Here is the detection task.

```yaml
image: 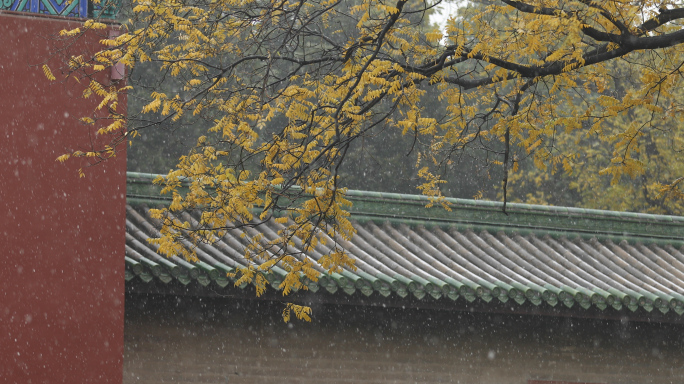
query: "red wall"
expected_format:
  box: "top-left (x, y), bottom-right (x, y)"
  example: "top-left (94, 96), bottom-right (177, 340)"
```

top-left (0, 13), bottom-right (125, 383)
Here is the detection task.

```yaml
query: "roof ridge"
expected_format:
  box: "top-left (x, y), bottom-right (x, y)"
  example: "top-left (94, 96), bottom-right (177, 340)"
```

top-left (126, 172), bottom-right (684, 240)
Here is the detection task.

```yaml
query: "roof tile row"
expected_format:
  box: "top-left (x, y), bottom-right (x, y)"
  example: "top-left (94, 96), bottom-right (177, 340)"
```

top-left (125, 202), bottom-right (684, 316)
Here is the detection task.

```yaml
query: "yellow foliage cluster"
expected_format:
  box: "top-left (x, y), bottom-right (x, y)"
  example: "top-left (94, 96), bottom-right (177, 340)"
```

top-left (54, 0), bottom-right (684, 318)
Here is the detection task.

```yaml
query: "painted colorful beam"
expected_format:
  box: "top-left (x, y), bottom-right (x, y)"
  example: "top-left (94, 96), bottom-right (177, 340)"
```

top-left (0, 0), bottom-right (118, 18)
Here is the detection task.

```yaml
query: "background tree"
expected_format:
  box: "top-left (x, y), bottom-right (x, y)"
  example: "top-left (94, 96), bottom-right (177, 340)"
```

top-left (503, 57), bottom-right (684, 214)
top-left (53, 0), bottom-right (684, 319)
top-left (123, 0), bottom-right (496, 198)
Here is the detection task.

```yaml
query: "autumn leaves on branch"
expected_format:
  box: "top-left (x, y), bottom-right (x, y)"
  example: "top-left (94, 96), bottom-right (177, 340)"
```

top-left (53, 0), bottom-right (684, 318)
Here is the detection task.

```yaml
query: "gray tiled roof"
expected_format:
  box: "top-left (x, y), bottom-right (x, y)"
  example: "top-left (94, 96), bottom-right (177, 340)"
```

top-left (125, 173), bottom-right (684, 316)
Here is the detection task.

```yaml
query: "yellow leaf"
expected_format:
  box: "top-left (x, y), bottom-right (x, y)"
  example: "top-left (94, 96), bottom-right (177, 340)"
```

top-left (42, 65), bottom-right (56, 81)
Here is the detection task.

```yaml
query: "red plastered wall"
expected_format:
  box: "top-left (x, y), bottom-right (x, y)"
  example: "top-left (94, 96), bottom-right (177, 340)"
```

top-left (0, 12), bottom-right (126, 383)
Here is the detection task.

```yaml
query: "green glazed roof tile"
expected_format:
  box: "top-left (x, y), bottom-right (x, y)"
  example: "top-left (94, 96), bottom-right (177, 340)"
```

top-left (125, 172), bottom-right (684, 318)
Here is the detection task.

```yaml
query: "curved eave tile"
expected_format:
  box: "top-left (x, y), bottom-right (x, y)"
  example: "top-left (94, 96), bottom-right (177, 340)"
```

top-left (124, 204), bottom-right (684, 316)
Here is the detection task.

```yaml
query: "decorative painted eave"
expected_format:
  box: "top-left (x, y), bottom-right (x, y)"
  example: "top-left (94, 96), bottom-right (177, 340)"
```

top-left (1, 0), bottom-right (119, 19)
top-left (125, 172), bottom-right (684, 316)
